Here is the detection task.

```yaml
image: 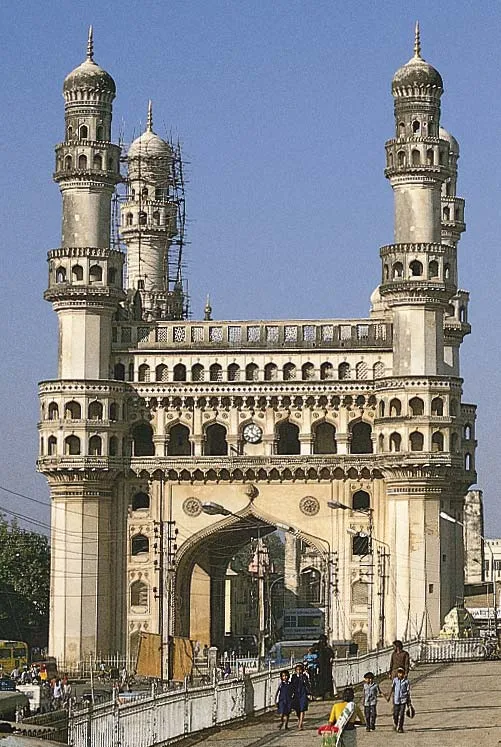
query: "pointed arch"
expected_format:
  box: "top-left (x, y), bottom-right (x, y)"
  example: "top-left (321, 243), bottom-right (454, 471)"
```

top-left (276, 420), bottom-right (300, 455)
top-left (312, 421), bottom-right (337, 454)
top-left (349, 420), bottom-right (373, 454)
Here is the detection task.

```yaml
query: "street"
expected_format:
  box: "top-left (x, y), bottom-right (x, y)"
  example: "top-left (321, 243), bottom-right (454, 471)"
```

top-left (177, 661), bottom-right (501, 746)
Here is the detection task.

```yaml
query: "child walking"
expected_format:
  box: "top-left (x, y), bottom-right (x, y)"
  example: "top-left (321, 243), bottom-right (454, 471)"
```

top-left (387, 667), bottom-right (411, 733)
top-left (275, 670), bottom-right (293, 730)
top-left (290, 662), bottom-right (311, 730)
top-left (362, 671), bottom-right (381, 731)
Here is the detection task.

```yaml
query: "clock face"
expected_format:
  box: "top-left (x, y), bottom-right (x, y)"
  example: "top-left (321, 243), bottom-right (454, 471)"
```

top-left (243, 423), bottom-right (262, 444)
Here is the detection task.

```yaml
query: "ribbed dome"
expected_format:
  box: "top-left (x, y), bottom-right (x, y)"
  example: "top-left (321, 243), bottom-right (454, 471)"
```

top-left (63, 28), bottom-right (116, 97)
top-left (128, 130), bottom-right (171, 159)
top-left (439, 126), bottom-right (459, 155)
top-left (392, 23), bottom-right (443, 95)
top-left (63, 59), bottom-right (116, 96)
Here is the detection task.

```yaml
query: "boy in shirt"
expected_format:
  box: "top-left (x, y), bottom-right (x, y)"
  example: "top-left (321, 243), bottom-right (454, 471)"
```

top-left (387, 667), bottom-right (411, 733)
top-left (362, 671), bottom-right (381, 731)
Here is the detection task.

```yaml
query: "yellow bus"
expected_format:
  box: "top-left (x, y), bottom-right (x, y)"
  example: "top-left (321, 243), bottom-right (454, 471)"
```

top-left (0, 640), bottom-right (29, 675)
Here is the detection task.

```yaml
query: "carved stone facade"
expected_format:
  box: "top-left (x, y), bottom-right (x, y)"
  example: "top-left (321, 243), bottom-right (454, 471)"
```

top-left (38, 27), bottom-right (477, 664)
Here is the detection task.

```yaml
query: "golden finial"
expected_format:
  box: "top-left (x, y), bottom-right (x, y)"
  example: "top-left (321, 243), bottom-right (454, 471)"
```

top-left (147, 100), bottom-right (153, 132)
top-left (87, 25), bottom-right (94, 62)
top-left (414, 21), bottom-right (421, 59)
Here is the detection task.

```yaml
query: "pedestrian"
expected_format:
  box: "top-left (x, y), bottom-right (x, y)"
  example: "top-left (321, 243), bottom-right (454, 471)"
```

top-left (328, 687), bottom-right (365, 746)
top-left (362, 671), bottom-right (382, 732)
top-left (62, 677), bottom-right (72, 708)
top-left (314, 634), bottom-right (334, 699)
top-left (52, 679), bottom-right (63, 710)
top-left (387, 667), bottom-right (411, 733)
top-left (120, 666), bottom-right (128, 691)
top-left (303, 647), bottom-right (319, 696)
top-left (388, 640), bottom-right (410, 678)
top-left (290, 662), bottom-right (310, 730)
top-left (275, 670), bottom-right (293, 731)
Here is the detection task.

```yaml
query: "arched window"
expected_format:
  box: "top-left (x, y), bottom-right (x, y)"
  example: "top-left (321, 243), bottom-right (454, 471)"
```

top-left (412, 120), bottom-right (420, 133)
top-left (128, 362), bottom-right (134, 381)
top-left (156, 364), bottom-right (168, 382)
top-left (131, 534), bottom-right (149, 556)
top-left (313, 421), bottom-right (337, 454)
top-left (67, 125), bottom-right (73, 139)
top-left (65, 155), bottom-right (73, 170)
top-left (96, 125), bottom-right (104, 141)
top-left (114, 363), bottom-right (125, 381)
top-left (397, 150), bottom-right (406, 166)
top-left (302, 362), bottom-right (315, 380)
top-left (246, 363), bottom-right (259, 381)
top-left (411, 149), bottom-right (420, 165)
top-left (464, 424), bottom-right (472, 440)
top-left (108, 267), bottom-right (117, 284)
top-left (352, 578), bottom-right (369, 603)
top-left (173, 363), bottom-right (186, 381)
top-left (210, 363), bottom-right (223, 382)
top-left (64, 401), bottom-right (81, 419)
top-left (130, 580), bottom-right (148, 609)
top-left (228, 363), bottom-right (240, 381)
top-left (450, 433), bottom-right (459, 452)
top-left (426, 148), bottom-right (434, 165)
top-left (389, 432), bottom-right (402, 452)
top-left (93, 153), bottom-right (102, 169)
top-left (353, 490), bottom-right (370, 511)
top-left (431, 397), bottom-right (444, 416)
top-left (409, 397), bottom-right (424, 416)
top-left (389, 398), bottom-right (401, 416)
top-left (167, 423), bottom-right (191, 456)
top-left (72, 265), bottom-right (83, 282)
top-left (398, 122), bottom-right (405, 135)
top-left (65, 435), bottom-right (81, 455)
top-left (264, 363), bottom-right (278, 381)
top-left (78, 154), bottom-right (87, 169)
top-left (384, 264), bottom-right (390, 280)
top-left (465, 453), bottom-right (472, 471)
top-left (429, 260), bottom-right (439, 278)
top-left (352, 535), bottom-right (370, 556)
top-left (283, 362), bottom-right (296, 380)
top-left (88, 401), bottom-right (103, 420)
top-left (191, 363), bottom-right (204, 382)
top-left (48, 402), bottom-right (59, 420)
top-left (449, 398), bottom-right (458, 417)
top-left (132, 492), bottom-right (150, 511)
top-left (276, 421), bottom-right (300, 455)
top-left (205, 423), bottom-right (228, 456)
top-left (373, 362), bottom-right (385, 379)
top-left (89, 264), bottom-right (103, 283)
top-left (48, 436), bottom-right (57, 455)
top-left (320, 362), bottom-right (333, 380)
top-left (152, 211), bottom-right (160, 225)
top-left (132, 422), bottom-right (155, 456)
top-left (459, 306), bottom-right (467, 323)
top-left (444, 263), bottom-right (451, 280)
top-left (141, 187), bottom-right (149, 199)
top-left (350, 421), bottom-right (373, 454)
top-left (392, 262), bottom-right (403, 278)
top-left (410, 260), bottom-right (423, 276)
top-left (139, 212), bottom-right (147, 225)
top-left (338, 362), bottom-right (351, 380)
top-left (409, 431), bottom-right (424, 451)
top-left (79, 125), bottom-right (88, 139)
top-left (109, 436), bottom-right (118, 456)
top-left (378, 433), bottom-right (385, 451)
top-left (356, 361), bottom-right (368, 380)
top-left (378, 400), bottom-right (385, 417)
top-left (138, 364), bottom-right (150, 382)
top-left (126, 213), bottom-right (133, 226)
top-left (88, 435), bottom-right (102, 456)
top-left (432, 431), bottom-right (444, 452)
top-left (300, 568), bottom-right (321, 604)
top-left (56, 266), bottom-right (66, 283)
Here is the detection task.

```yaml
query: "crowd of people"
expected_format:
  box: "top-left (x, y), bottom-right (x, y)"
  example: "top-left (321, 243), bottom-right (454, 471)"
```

top-left (275, 638), bottom-right (413, 744)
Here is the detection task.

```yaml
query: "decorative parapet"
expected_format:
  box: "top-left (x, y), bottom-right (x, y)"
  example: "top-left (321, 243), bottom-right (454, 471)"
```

top-left (112, 319), bottom-right (393, 351)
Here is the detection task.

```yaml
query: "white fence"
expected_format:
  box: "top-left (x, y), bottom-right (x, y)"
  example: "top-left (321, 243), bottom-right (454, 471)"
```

top-left (69, 667), bottom-right (281, 747)
top-left (420, 637), bottom-right (485, 662)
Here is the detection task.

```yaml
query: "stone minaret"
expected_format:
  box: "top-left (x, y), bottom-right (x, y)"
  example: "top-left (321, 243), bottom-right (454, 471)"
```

top-left (39, 29), bottom-right (127, 663)
top-left (121, 103), bottom-right (184, 320)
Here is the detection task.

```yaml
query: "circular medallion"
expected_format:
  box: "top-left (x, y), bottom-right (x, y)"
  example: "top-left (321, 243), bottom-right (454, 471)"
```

top-left (299, 496), bottom-right (320, 516)
top-left (183, 497), bottom-right (202, 517)
top-left (242, 423), bottom-right (263, 444)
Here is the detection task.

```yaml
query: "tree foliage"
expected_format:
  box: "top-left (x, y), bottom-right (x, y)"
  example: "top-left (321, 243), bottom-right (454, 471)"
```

top-left (0, 515), bottom-right (50, 648)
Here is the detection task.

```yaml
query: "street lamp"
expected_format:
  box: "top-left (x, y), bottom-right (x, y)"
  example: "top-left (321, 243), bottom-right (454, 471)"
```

top-left (440, 510), bottom-right (497, 639)
top-left (328, 500), bottom-right (375, 650)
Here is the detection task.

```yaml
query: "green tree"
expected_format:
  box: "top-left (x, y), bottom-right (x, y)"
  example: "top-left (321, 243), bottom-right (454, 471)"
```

top-left (0, 515), bottom-right (50, 649)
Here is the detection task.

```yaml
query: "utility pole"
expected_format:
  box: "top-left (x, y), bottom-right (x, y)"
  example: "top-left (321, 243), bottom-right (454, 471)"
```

top-left (377, 547), bottom-right (389, 647)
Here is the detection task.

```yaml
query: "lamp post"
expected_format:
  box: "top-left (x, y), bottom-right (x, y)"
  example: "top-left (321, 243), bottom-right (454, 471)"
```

top-left (328, 500), bottom-right (375, 650)
top-left (440, 510), bottom-right (497, 639)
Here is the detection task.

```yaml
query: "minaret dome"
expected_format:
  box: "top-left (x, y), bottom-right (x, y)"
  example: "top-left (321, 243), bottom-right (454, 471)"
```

top-left (63, 27), bottom-right (116, 100)
top-left (392, 22), bottom-right (443, 97)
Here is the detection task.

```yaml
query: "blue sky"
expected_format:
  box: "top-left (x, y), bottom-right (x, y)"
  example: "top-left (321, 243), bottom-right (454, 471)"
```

top-left (1, 0), bottom-right (501, 534)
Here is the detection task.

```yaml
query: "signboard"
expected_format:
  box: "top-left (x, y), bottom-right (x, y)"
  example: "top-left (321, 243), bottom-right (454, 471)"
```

top-left (282, 608), bottom-right (324, 640)
top-left (466, 607), bottom-right (501, 620)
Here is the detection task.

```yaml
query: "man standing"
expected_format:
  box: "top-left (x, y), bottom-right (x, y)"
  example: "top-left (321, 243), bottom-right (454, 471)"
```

top-left (388, 640), bottom-right (410, 678)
